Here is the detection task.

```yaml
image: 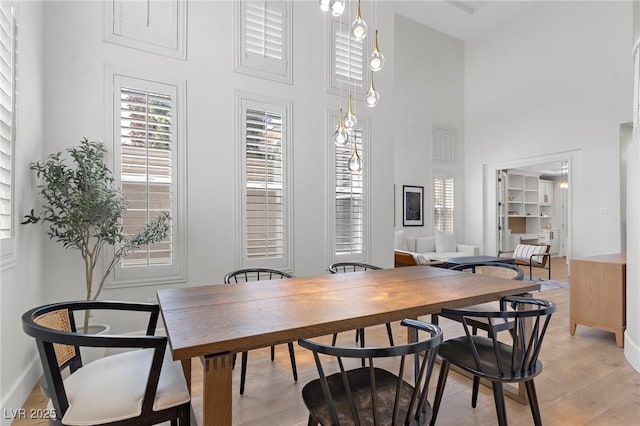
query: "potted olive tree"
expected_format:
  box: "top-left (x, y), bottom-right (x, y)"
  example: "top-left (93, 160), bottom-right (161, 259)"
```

top-left (23, 138), bottom-right (170, 333)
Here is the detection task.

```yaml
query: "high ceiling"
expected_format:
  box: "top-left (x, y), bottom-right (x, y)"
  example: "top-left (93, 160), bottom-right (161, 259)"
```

top-left (394, 0), bottom-right (537, 42)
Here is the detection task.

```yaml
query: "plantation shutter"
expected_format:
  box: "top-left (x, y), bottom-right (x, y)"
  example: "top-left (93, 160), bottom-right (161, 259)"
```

top-left (434, 174), bottom-right (455, 233)
top-left (0, 2), bottom-right (14, 240)
top-left (334, 22), bottom-right (364, 88)
top-left (238, 0), bottom-right (290, 81)
top-left (244, 107), bottom-right (284, 260)
top-left (335, 128), bottom-right (364, 255)
top-left (245, 0), bottom-right (283, 60)
top-left (119, 86), bottom-right (173, 267)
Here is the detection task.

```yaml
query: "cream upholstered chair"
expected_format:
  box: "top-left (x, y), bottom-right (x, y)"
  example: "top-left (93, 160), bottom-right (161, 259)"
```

top-left (499, 243), bottom-right (551, 280)
top-left (22, 301), bottom-right (191, 426)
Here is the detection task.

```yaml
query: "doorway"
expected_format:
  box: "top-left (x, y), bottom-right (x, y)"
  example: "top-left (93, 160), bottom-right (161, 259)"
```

top-left (484, 151), bottom-right (577, 264)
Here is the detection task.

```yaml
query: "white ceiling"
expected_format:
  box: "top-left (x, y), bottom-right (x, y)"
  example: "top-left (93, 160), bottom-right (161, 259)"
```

top-left (394, 0), bottom-right (537, 42)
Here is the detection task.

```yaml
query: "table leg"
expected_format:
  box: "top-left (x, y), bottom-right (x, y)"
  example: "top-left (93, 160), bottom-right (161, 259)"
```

top-left (203, 352), bottom-right (233, 426)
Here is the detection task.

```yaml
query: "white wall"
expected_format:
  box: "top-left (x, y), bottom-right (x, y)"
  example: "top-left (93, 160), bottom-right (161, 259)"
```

top-left (464, 1), bottom-right (633, 259)
top-left (0, 1), bottom-right (45, 422)
top-left (0, 0), bottom-right (396, 408)
top-left (393, 14), bottom-right (465, 241)
top-left (625, 0), bottom-right (640, 373)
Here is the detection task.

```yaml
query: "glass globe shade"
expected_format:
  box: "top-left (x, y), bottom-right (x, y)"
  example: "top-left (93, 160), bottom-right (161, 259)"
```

top-left (365, 87), bottom-right (379, 108)
top-left (329, 0), bottom-right (345, 17)
top-left (350, 18), bottom-right (368, 41)
top-left (319, 0), bottom-right (331, 12)
top-left (334, 127), bottom-right (349, 146)
top-left (344, 112), bottom-right (357, 129)
top-left (369, 50), bottom-right (385, 72)
top-left (348, 150), bottom-right (363, 173)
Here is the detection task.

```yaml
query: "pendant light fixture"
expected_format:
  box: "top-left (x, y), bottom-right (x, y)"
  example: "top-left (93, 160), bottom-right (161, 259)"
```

top-left (334, 107), bottom-right (349, 146)
top-left (329, 0), bottom-right (345, 17)
top-left (344, 92), bottom-right (357, 129)
top-left (558, 160), bottom-right (569, 189)
top-left (365, 72), bottom-right (379, 107)
top-left (319, 0), bottom-right (331, 13)
top-left (348, 139), bottom-right (363, 173)
top-left (350, 0), bottom-right (368, 41)
top-left (369, 29), bottom-right (385, 72)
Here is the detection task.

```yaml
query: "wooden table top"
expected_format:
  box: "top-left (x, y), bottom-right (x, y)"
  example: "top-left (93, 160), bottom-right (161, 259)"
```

top-left (158, 266), bottom-right (539, 360)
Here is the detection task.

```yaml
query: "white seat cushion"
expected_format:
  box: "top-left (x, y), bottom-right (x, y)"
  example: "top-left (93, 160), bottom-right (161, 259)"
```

top-left (51, 346), bottom-right (190, 425)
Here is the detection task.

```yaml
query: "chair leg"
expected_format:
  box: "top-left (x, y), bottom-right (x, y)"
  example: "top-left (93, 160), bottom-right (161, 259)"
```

top-left (385, 322), bottom-right (394, 346)
top-left (491, 381), bottom-right (507, 426)
top-left (430, 360), bottom-right (450, 426)
top-left (287, 342), bottom-right (298, 381)
top-left (525, 379), bottom-right (543, 426)
top-left (472, 375), bottom-right (480, 408)
top-left (430, 313), bottom-right (439, 325)
top-left (240, 351), bottom-right (248, 395)
top-left (331, 333), bottom-right (337, 346)
top-left (355, 329), bottom-right (359, 342)
top-left (359, 328), bottom-right (365, 367)
top-left (270, 345), bottom-right (275, 361)
top-left (232, 353), bottom-right (237, 369)
top-left (179, 404), bottom-right (191, 426)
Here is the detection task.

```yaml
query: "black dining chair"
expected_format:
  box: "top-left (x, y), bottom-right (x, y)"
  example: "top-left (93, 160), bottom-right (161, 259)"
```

top-left (431, 262), bottom-right (525, 336)
top-left (430, 296), bottom-right (556, 426)
top-left (299, 319), bottom-right (443, 426)
top-left (223, 268), bottom-right (298, 395)
top-left (328, 262), bottom-right (395, 348)
top-left (21, 301), bottom-right (191, 426)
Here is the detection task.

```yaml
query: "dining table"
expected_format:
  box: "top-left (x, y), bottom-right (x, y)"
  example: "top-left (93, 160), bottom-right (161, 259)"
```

top-left (157, 265), bottom-right (540, 426)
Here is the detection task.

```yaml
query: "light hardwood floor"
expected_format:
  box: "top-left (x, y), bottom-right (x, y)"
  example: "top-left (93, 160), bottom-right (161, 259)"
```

top-left (15, 257), bottom-right (640, 425)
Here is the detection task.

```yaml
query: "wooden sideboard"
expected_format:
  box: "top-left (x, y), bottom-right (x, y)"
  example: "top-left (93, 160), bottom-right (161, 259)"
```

top-left (569, 253), bottom-right (626, 347)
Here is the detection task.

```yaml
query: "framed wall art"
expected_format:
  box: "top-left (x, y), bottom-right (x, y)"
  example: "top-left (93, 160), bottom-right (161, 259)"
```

top-left (403, 185), bottom-right (424, 226)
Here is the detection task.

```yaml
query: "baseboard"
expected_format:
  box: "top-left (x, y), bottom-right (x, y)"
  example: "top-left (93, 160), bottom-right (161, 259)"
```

top-left (0, 354), bottom-right (42, 426)
top-left (624, 330), bottom-right (640, 373)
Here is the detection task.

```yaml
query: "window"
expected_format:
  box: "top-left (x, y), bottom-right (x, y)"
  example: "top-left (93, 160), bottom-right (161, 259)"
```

top-left (109, 71), bottom-right (186, 285)
top-left (103, 0), bottom-right (187, 60)
top-left (235, 0), bottom-right (292, 84)
top-left (328, 110), bottom-right (369, 261)
top-left (327, 16), bottom-right (366, 96)
top-left (433, 174), bottom-right (455, 233)
top-left (432, 126), bottom-right (455, 162)
top-left (238, 93), bottom-right (291, 270)
top-left (0, 0), bottom-right (15, 262)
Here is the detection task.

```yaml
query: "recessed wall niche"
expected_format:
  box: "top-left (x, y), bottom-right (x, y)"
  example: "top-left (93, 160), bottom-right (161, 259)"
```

top-left (103, 0), bottom-right (187, 60)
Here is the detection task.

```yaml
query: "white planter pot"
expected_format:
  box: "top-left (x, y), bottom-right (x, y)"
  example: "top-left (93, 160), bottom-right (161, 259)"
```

top-left (79, 322), bottom-right (110, 365)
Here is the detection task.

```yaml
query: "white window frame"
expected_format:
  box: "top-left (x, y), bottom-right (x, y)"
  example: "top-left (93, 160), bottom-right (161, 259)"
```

top-left (432, 172), bottom-right (455, 233)
top-left (326, 109), bottom-right (370, 264)
top-left (234, 0), bottom-right (292, 84)
top-left (106, 66), bottom-right (187, 287)
top-left (0, 0), bottom-right (16, 268)
top-left (103, 0), bottom-right (187, 60)
top-left (432, 126), bottom-right (455, 162)
top-left (326, 15), bottom-right (368, 98)
top-left (235, 91), bottom-right (292, 272)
